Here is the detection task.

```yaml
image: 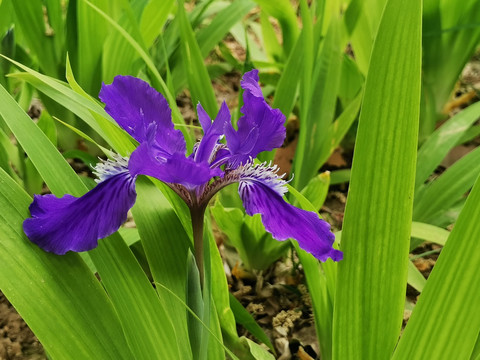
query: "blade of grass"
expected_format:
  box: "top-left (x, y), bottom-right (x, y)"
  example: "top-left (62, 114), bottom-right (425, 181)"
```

top-left (332, 0), bottom-right (422, 358)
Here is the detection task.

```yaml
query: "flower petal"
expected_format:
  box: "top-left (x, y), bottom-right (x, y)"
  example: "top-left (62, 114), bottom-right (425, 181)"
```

top-left (236, 163), bottom-right (342, 262)
top-left (23, 172), bottom-right (137, 255)
top-left (225, 70), bottom-right (286, 168)
top-left (194, 101), bottom-right (230, 164)
top-left (129, 142), bottom-right (221, 188)
top-left (99, 75), bottom-right (185, 155)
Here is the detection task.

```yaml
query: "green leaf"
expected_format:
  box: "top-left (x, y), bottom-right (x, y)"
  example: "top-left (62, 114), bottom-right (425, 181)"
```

top-left (177, 0), bottom-right (218, 117)
top-left (139, 0), bottom-right (174, 46)
top-left (197, 0), bottom-right (255, 59)
top-left (81, 0), bottom-right (194, 148)
top-left (414, 146), bottom-right (480, 223)
top-left (332, 0), bottom-right (422, 358)
top-left (410, 221), bottom-right (449, 247)
top-left (0, 78), bottom-right (182, 359)
top-left (393, 169), bottom-right (480, 359)
top-left (407, 259), bottom-right (426, 293)
top-left (330, 169), bottom-right (351, 185)
top-left (11, 0), bottom-right (59, 77)
top-left (229, 293), bottom-right (275, 353)
top-left (415, 101), bottom-right (480, 190)
top-left (422, 0), bottom-right (480, 119)
top-left (170, 0), bottom-right (255, 94)
top-left (260, 10), bottom-right (283, 62)
top-left (101, 1), bottom-right (147, 83)
top-left (89, 233), bottom-right (182, 359)
top-left (319, 89), bottom-right (363, 165)
top-left (76, 0), bottom-right (110, 94)
top-left (293, 14), bottom-right (343, 189)
top-left (0, 175), bottom-right (131, 360)
top-left (0, 82), bottom-right (82, 196)
top-left (3, 56), bottom-right (134, 154)
top-left (133, 177), bottom-right (192, 359)
top-left (202, 217), bottom-right (226, 360)
top-left (272, 31), bottom-right (302, 118)
top-left (348, 0), bottom-right (387, 74)
top-left (254, 0), bottom-right (299, 54)
top-left (187, 251), bottom-right (204, 360)
top-left (298, 172), bottom-right (330, 210)
top-left (36, 110), bottom-right (57, 147)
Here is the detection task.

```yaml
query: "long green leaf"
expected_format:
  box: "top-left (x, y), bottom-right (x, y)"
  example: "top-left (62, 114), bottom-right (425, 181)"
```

top-left (82, 0), bottom-right (194, 148)
top-left (254, 0), bottom-right (299, 54)
top-left (332, 0), bottom-right (422, 358)
top-left (0, 78), bottom-right (182, 359)
top-left (414, 146), bottom-right (480, 223)
top-left (76, 0), bottom-right (110, 94)
top-left (407, 259), bottom-right (426, 293)
top-left (177, 0), bottom-right (218, 117)
top-left (415, 101), bottom-right (480, 190)
top-left (133, 177), bottom-right (193, 360)
top-left (294, 14), bottom-right (343, 189)
top-left (228, 294), bottom-right (274, 353)
top-left (0, 85), bottom-right (132, 359)
top-left (91, 232), bottom-right (181, 359)
top-left (3, 56), bottom-right (134, 154)
top-left (393, 170), bottom-right (480, 359)
top-left (411, 221), bottom-right (449, 247)
top-left (11, 0), bottom-right (59, 77)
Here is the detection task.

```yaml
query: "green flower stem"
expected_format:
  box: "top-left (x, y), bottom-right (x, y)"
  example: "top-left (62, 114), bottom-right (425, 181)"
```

top-left (190, 205), bottom-right (206, 289)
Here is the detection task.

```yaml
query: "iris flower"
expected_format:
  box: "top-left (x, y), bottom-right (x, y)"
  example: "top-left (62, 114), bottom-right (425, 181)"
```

top-left (23, 70), bottom-right (342, 263)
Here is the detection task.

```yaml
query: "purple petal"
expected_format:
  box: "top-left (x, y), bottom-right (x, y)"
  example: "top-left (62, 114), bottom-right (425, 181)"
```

top-left (129, 142), bottom-right (221, 188)
top-left (240, 69), bottom-right (264, 98)
top-left (197, 102), bottom-right (212, 133)
top-left (194, 101), bottom-right (231, 164)
top-left (236, 163), bottom-right (342, 262)
top-left (225, 70), bottom-right (286, 168)
top-left (99, 75), bottom-right (185, 155)
top-left (23, 172), bottom-right (137, 255)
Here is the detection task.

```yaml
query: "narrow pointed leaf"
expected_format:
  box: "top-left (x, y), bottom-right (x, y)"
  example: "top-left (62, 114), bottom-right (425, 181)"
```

top-left (332, 0), bottom-right (422, 358)
top-left (393, 172), bottom-right (480, 359)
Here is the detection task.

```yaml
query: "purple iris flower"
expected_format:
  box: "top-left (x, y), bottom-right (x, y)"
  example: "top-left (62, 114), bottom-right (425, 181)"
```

top-left (23, 70), bottom-right (342, 262)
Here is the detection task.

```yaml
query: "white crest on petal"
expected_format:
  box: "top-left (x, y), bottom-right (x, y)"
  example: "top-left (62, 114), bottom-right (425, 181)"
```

top-left (235, 160), bottom-right (288, 197)
top-left (93, 154), bottom-right (130, 183)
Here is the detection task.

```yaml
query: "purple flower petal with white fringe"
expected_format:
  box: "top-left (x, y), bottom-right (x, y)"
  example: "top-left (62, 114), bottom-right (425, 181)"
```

top-left (23, 70), bottom-right (341, 262)
top-left (23, 156), bottom-right (136, 255)
top-left (236, 162), bottom-right (342, 262)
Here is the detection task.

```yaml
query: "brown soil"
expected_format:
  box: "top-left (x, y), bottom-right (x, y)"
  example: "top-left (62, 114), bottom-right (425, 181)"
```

top-left (0, 293), bottom-right (45, 360)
